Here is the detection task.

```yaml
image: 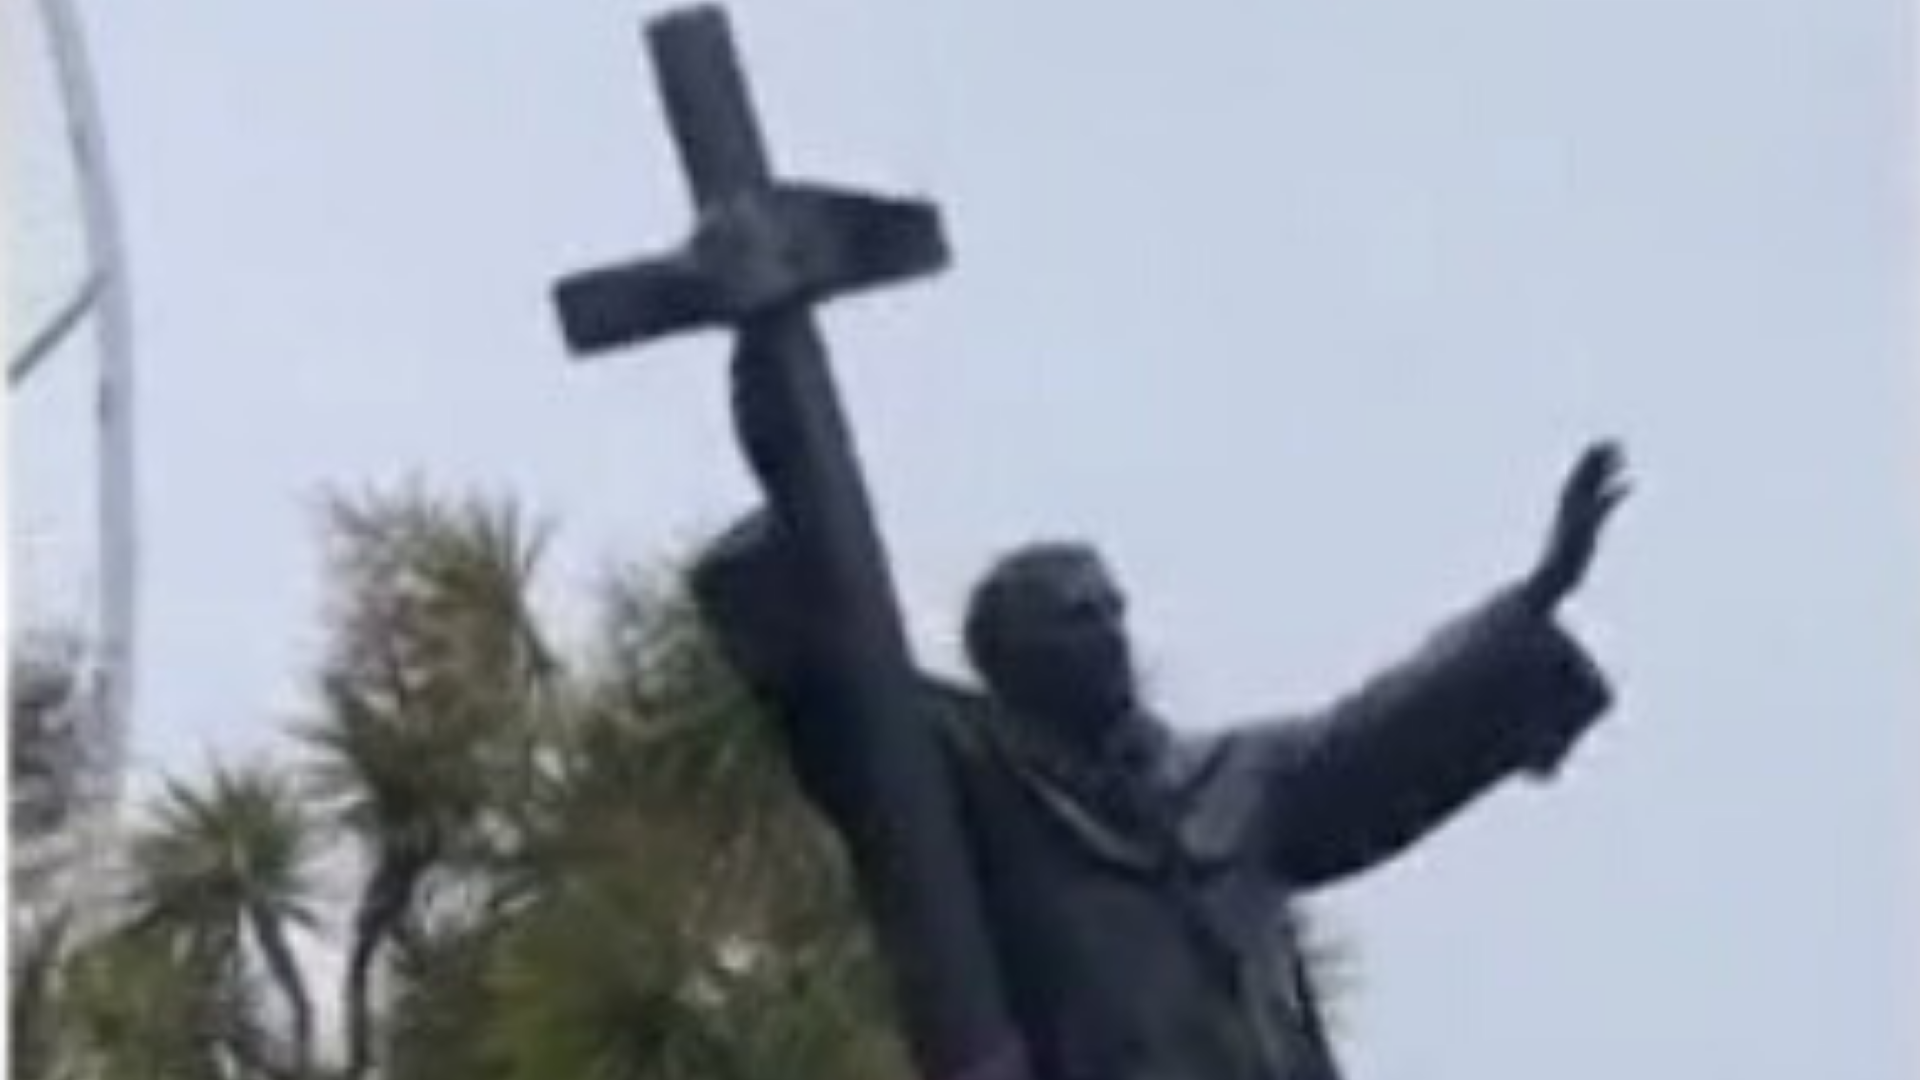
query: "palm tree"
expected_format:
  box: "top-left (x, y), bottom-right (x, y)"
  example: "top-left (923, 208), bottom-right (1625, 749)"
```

top-left (299, 488), bottom-right (555, 1080)
top-left (292, 488), bottom-right (895, 1080)
top-left (121, 765), bottom-right (322, 1077)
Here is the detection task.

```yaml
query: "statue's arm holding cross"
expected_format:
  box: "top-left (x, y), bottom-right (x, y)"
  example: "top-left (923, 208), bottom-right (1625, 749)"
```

top-left (551, 10), bottom-right (1028, 1080)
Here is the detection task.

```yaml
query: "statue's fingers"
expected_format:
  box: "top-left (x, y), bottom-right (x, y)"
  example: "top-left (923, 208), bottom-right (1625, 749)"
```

top-left (1590, 442), bottom-right (1626, 484)
top-left (1593, 481), bottom-right (1632, 524)
top-left (1599, 449), bottom-right (1625, 482)
top-left (1577, 441), bottom-right (1626, 496)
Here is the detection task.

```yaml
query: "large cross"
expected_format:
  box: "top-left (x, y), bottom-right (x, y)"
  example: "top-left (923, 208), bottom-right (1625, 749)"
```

top-left (550, 9), bottom-right (1022, 1080)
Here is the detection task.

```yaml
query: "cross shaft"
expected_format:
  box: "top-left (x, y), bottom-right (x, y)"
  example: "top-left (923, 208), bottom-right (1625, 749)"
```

top-left (548, 9), bottom-right (1023, 1080)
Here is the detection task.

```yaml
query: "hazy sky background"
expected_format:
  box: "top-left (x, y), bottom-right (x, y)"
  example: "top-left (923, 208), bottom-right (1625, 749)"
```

top-left (11, 1), bottom-right (1919, 1077)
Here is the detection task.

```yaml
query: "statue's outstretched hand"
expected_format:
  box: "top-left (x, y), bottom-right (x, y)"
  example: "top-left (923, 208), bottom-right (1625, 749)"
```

top-left (1525, 440), bottom-right (1630, 614)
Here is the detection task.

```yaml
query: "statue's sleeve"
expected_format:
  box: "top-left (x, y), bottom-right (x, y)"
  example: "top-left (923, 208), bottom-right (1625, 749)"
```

top-left (690, 510), bottom-right (979, 835)
top-left (689, 508), bottom-right (870, 828)
top-left (1232, 585), bottom-right (1613, 889)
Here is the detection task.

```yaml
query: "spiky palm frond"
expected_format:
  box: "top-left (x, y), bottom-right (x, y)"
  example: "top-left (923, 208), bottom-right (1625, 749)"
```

top-left (303, 488), bottom-right (554, 865)
top-left (127, 767), bottom-right (319, 934)
top-left (483, 862), bottom-right (733, 1080)
top-left (563, 567), bottom-right (852, 938)
top-left (705, 937), bottom-right (908, 1080)
top-left (123, 764), bottom-right (321, 1074)
top-left (476, 557), bottom-right (901, 1080)
top-left (383, 916), bottom-right (502, 1080)
top-left (299, 488), bottom-right (559, 1080)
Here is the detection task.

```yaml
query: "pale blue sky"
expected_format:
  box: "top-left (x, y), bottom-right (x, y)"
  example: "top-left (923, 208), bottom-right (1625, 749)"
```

top-left (11, 1), bottom-right (1920, 1077)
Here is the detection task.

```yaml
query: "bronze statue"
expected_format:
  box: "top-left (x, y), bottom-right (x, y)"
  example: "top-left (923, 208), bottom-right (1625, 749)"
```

top-left (554, 9), bottom-right (1630, 1080)
top-left (694, 442), bottom-right (1626, 1080)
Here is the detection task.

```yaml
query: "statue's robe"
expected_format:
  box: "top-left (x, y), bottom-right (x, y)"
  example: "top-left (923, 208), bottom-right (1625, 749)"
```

top-left (692, 513), bottom-right (1613, 1080)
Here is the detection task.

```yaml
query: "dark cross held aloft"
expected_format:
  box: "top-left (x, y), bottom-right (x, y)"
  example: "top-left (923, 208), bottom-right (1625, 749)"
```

top-left (550, 8), bottom-right (1024, 1080)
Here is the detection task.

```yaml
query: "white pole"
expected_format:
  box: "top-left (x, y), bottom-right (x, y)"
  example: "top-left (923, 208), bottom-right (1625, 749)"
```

top-left (37, 0), bottom-right (137, 836)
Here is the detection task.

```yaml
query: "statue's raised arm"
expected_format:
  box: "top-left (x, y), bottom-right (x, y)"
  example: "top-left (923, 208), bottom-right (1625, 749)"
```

top-left (1212, 443), bottom-right (1631, 888)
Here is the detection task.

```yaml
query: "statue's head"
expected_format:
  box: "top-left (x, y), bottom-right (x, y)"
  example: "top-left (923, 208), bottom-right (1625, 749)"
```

top-left (964, 542), bottom-right (1139, 743)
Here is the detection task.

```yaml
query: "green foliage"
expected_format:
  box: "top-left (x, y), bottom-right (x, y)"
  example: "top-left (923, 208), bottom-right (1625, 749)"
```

top-left (303, 488), bottom-right (553, 872)
top-left (17, 487), bottom-right (903, 1080)
top-left (127, 767), bottom-right (319, 942)
top-left (57, 931), bottom-right (237, 1080)
top-left (13, 911), bottom-right (72, 1080)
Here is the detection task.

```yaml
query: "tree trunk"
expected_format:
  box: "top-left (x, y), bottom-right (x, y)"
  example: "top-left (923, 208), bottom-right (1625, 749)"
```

top-left (342, 854), bottom-right (421, 1080)
top-left (250, 910), bottom-right (314, 1074)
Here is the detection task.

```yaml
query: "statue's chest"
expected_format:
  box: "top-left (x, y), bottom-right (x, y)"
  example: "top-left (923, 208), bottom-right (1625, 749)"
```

top-left (980, 727), bottom-right (1270, 876)
top-left (956, 743), bottom-right (1324, 1080)
top-left (961, 729), bottom-right (1289, 955)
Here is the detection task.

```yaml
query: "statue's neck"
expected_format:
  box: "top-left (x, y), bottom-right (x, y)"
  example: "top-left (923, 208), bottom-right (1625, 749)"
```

top-left (1012, 700), bottom-right (1165, 777)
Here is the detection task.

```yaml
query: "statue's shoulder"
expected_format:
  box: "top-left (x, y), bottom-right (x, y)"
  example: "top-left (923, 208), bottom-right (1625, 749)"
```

top-left (1164, 727), bottom-right (1236, 784)
top-left (1164, 720), bottom-right (1303, 801)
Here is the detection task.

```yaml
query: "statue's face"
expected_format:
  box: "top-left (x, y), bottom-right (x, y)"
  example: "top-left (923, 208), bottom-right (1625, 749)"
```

top-left (978, 549), bottom-right (1139, 738)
